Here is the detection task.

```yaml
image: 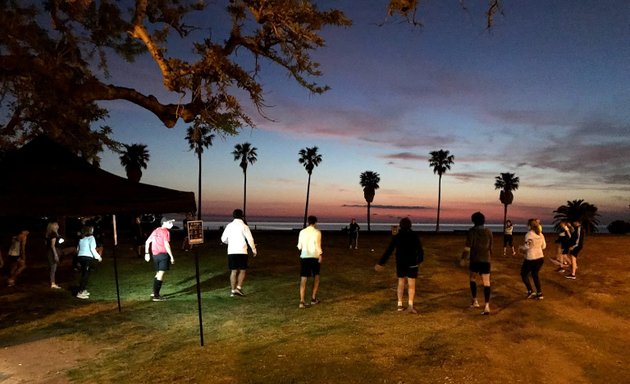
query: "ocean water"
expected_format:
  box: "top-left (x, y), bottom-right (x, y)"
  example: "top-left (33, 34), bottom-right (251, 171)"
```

top-left (174, 220), bottom-right (560, 233)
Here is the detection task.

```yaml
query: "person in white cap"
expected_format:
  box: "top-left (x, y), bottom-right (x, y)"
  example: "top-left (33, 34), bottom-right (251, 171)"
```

top-left (145, 217), bottom-right (175, 301)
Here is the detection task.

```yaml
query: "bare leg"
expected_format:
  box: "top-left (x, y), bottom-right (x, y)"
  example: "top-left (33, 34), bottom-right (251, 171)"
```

top-left (236, 269), bottom-right (247, 289)
top-left (397, 278), bottom-right (405, 306)
top-left (312, 275), bottom-right (320, 300)
top-left (407, 278), bottom-right (416, 307)
top-left (300, 277), bottom-right (308, 303)
top-left (230, 270), bottom-right (238, 290)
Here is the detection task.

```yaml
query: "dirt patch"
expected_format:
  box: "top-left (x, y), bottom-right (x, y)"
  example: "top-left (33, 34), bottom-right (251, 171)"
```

top-left (0, 336), bottom-right (99, 384)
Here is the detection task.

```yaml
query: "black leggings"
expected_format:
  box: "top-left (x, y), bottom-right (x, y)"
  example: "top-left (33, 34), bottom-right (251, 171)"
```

top-left (77, 256), bottom-right (93, 292)
top-left (521, 258), bottom-right (544, 293)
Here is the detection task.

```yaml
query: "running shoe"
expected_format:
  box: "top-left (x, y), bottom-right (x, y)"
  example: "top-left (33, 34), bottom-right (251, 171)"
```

top-left (535, 293), bottom-right (544, 300)
top-left (406, 306), bottom-right (418, 314)
top-left (565, 275), bottom-right (577, 280)
top-left (51, 283), bottom-right (62, 289)
top-left (152, 295), bottom-right (166, 302)
top-left (397, 305), bottom-right (404, 311)
top-left (298, 302), bottom-right (310, 309)
top-left (233, 288), bottom-right (245, 297)
top-left (471, 299), bottom-right (480, 308)
top-left (76, 291), bottom-right (89, 299)
top-left (310, 298), bottom-right (320, 305)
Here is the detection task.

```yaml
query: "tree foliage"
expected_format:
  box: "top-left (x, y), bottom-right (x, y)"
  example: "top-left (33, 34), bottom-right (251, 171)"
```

top-left (360, 170), bottom-right (380, 232)
top-left (429, 149), bottom-right (454, 232)
top-left (553, 199), bottom-right (600, 234)
top-left (0, 0), bottom-right (351, 153)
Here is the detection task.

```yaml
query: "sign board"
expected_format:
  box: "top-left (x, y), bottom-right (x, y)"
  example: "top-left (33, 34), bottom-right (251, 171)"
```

top-left (187, 220), bottom-right (204, 245)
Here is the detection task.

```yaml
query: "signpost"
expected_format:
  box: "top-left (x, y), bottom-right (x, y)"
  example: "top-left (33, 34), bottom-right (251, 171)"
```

top-left (187, 220), bottom-right (205, 346)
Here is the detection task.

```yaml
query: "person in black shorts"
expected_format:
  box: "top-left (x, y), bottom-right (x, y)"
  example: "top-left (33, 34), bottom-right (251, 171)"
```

top-left (503, 220), bottom-right (515, 256)
top-left (565, 220), bottom-right (584, 280)
top-left (297, 216), bottom-right (323, 308)
top-left (461, 212), bottom-right (493, 315)
top-left (375, 217), bottom-right (424, 314)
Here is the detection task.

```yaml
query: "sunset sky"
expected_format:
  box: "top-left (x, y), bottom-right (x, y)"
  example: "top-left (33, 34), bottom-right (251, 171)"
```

top-left (97, 1), bottom-right (630, 226)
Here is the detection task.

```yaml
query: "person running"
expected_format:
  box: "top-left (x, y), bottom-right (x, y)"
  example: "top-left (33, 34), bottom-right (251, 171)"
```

top-left (75, 226), bottom-right (102, 299)
top-left (297, 215), bottom-right (323, 308)
top-left (521, 218), bottom-right (546, 300)
top-left (348, 218), bottom-right (360, 249)
top-left (145, 217), bottom-right (175, 301)
top-left (565, 220), bottom-right (585, 280)
top-left (7, 230), bottom-right (29, 287)
top-left (503, 220), bottom-right (515, 256)
top-left (460, 212), bottom-right (493, 315)
top-left (374, 217), bottom-right (424, 314)
top-left (221, 209), bottom-right (257, 297)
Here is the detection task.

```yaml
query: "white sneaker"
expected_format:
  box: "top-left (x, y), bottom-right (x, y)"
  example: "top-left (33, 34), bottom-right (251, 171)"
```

top-left (51, 283), bottom-right (62, 289)
top-left (76, 291), bottom-right (89, 299)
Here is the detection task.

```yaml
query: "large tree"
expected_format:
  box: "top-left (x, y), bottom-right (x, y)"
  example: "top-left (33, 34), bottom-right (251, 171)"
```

top-left (232, 142), bottom-right (258, 219)
top-left (186, 119), bottom-right (215, 220)
top-left (553, 199), bottom-right (600, 234)
top-left (494, 172), bottom-right (520, 232)
top-left (359, 171), bottom-right (381, 232)
top-left (0, 1), bottom-right (351, 153)
top-left (299, 146), bottom-right (323, 228)
top-left (428, 149), bottom-right (454, 232)
top-left (119, 143), bottom-right (149, 183)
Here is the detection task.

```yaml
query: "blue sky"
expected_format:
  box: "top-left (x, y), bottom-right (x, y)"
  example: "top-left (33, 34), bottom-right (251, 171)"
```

top-left (98, 0), bottom-right (630, 225)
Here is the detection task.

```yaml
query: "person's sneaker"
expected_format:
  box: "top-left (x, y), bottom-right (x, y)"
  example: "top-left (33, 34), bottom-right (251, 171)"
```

top-left (527, 291), bottom-right (537, 299)
top-left (76, 291), bottom-right (89, 299)
top-left (556, 268), bottom-right (565, 273)
top-left (406, 306), bottom-right (418, 314)
top-left (310, 298), bottom-right (320, 305)
top-left (298, 302), bottom-right (310, 309)
top-left (150, 293), bottom-right (155, 298)
top-left (565, 274), bottom-right (577, 280)
top-left (152, 295), bottom-right (166, 302)
top-left (471, 299), bottom-right (480, 308)
top-left (51, 283), bottom-right (62, 289)
top-left (481, 305), bottom-right (490, 315)
top-left (535, 293), bottom-right (544, 300)
top-left (233, 288), bottom-right (245, 297)
top-left (397, 305), bottom-right (405, 312)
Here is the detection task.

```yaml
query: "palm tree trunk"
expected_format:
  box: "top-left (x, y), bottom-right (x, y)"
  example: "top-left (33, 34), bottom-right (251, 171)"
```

top-left (243, 171), bottom-right (247, 219)
top-left (436, 175), bottom-right (442, 232)
top-left (197, 153), bottom-right (202, 220)
top-left (367, 202), bottom-right (371, 231)
top-left (503, 204), bottom-right (508, 233)
top-left (303, 173), bottom-right (312, 228)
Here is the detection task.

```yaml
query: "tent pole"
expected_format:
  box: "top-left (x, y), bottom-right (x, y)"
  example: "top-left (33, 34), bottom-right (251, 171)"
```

top-left (112, 214), bottom-right (122, 312)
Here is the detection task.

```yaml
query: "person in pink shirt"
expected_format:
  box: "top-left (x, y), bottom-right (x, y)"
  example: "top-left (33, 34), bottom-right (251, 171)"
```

top-left (145, 217), bottom-right (175, 301)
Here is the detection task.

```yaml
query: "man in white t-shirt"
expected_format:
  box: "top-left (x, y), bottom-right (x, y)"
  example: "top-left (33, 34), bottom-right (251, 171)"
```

top-left (221, 209), bottom-right (257, 297)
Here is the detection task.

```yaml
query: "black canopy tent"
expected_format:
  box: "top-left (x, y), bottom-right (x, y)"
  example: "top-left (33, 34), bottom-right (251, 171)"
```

top-left (0, 136), bottom-right (197, 315)
top-left (0, 136), bottom-right (195, 217)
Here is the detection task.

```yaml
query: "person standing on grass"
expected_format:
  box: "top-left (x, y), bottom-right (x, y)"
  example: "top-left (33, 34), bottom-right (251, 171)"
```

top-left (45, 221), bottom-right (63, 289)
top-left (221, 209), bottom-right (257, 297)
top-left (554, 221), bottom-right (573, 272)
top-left (566, 220), bottom-right (585, 280)
top-left (348, 218), bottom-right (360, 249)
top-left (7, 230), bottom-right (29, 287)
top-left (520, 218), bottom-right (546, 300)
top-left (460, 211), bottom-right (493, 315)
top-left (503, 219), bottom-right (515, 256)
top-left (374, 217), bottom-right (424, 314)
top-left (75, 226), bottom-right (102, 299)
top-left (297, 215), bottom-right (323, 308)
top-left (145, 217), bottom-right (175, 301)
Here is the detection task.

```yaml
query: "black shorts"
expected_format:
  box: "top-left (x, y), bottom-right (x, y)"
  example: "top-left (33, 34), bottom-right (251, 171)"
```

top-left (503, 235), bottom-right (513, 247)
top-left (153, 253), bottom-right (171, 272)
top-left (570, 247), bottom-right (582, 257)
top-left (469, 261), bottom-right (491, 274)
top-left (228, 254), bottom-right (249, 270)
top-left (8, 255), bottom-right (20, 264)
top-left (300, 258), bottom-right (321, 277)
top-left (396, 264), bottom-right (418, 279)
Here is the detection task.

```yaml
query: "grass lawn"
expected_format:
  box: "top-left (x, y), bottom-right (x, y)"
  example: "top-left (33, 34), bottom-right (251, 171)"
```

top-left (1, 230), bottom-right (629, 383)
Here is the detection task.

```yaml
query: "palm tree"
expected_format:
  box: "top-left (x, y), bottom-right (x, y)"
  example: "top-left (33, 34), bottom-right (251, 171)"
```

top-left (494, 172), bottom-right (520, 232)
top-left (298, 146), bottom-right (323, 228)
top-left (119, 143), bottom-right (149, 183)
top-left (359, 171), bottom-right (381, 232)
top-left (553, 199), bottom-right (600, 234)
top-left (428, 149), bottom-right (455, 232)
top-left (186, 120), bottom-right (215, 220)
top-left (232, 142), bottom-right (258, 219)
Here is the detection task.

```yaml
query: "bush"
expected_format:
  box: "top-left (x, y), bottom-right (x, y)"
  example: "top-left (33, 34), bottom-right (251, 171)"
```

top-left (607, 220), bottom-right (630, 234)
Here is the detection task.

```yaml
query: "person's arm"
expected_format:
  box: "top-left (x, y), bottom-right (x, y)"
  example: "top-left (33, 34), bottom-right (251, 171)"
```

top-left (165, 240), bottom-right (174, 263)
top-left (220, 226), bottom-right (229, 244)
top-left (51, 237), bottom-right (59, 262)
top-left (90, 236), bottom-right (102, 261)
top-left (375, 236), bottom-right (396, 270)
top-left (316, 230), bottom-right (322, 263)
top-left (144, 236), bottom-right (152, 262)
top-left (244, 226), bottom-right (257, 257)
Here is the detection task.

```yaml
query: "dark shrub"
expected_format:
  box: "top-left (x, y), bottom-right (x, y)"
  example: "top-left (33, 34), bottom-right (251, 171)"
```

top-left (607, 220), bottom-right (630, 234)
